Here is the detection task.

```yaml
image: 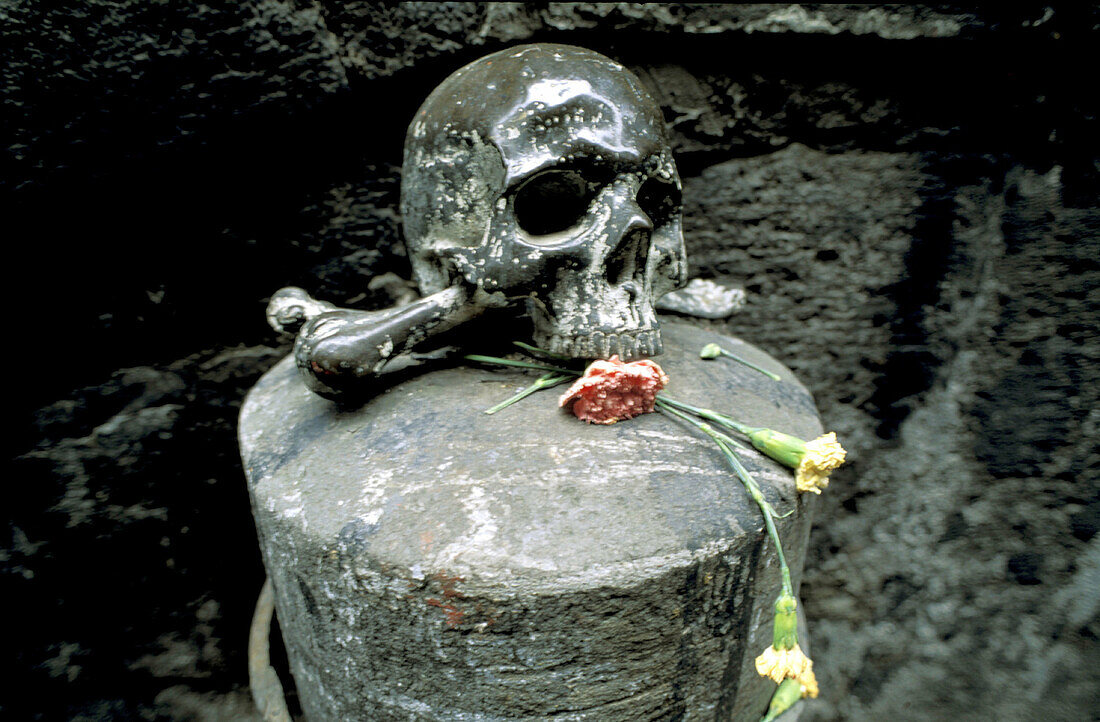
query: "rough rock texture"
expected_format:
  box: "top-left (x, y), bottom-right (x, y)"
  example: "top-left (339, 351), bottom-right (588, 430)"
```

top-left (242, 321), bottom-right (818, 721)
top-left (6, 3), bottom-right (1099, 721)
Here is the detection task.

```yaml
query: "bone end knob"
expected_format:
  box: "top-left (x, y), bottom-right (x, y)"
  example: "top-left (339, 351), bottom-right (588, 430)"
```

top-left (266, 287), bottom-right (339, 336)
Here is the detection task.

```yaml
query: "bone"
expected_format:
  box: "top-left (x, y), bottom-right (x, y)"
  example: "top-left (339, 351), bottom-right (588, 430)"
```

top-left (279, 285), bottom-right (496, 400)
top-left (655, 278), bottom-right (747, 320)
top-left (266, 287), bottom-right (341, 336)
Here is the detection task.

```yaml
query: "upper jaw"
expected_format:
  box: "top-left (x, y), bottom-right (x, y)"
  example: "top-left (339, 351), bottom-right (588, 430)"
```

top-left (539, 328), bottom-right (663, 360)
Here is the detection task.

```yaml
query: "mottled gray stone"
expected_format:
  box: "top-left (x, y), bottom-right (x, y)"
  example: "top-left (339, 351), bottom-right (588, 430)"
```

top-left (240, 320), bottom-right (821, 720)
top-left (476, 3), bottom-right (983, 42)
top-left (657, 279), bottom-right (747, 319)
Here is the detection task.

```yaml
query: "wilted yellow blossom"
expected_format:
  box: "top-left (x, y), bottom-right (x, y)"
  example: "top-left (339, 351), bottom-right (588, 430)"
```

top-left (756, 591), bottom-right (820, 699)
top-left (795, 432), bottom-right (846, 494)
top-left (741, 427), bottom-right (847, 494)
top-left (799, 669), bottom-right (819, 698)
top-left (755, 644), bottom-right (819, 697)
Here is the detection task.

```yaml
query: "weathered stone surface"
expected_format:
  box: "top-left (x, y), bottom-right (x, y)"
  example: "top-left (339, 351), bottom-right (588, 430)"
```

top-left (241, 321), bottom-right (820, 720)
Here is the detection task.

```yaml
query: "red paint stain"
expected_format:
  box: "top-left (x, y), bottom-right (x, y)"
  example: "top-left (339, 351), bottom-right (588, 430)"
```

top-left (433, 572), bottom-right (466, 600)
top-left (422, 571), bottom-right (468, 627)
top-left (425, 598), bottom-right (466, 627)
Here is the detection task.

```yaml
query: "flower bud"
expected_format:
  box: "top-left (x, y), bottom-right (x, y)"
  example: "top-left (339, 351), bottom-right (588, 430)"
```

top-left (761, 678), bottom-right (804, 722)
top-left (699, 343), bottom-right (723, 359)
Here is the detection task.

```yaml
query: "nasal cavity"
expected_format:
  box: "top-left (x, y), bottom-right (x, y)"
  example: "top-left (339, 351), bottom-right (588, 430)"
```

top-left (605, 228), bottom-right (650, 288)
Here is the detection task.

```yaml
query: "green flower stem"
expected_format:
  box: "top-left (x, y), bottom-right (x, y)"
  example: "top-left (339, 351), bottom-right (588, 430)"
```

top-left (463, 354), bottom-right (578, 375)
top-left (720, 349), bottom-right (782, 381)
top-left (656, 399), bottom-right (794, 598)
top-left (701, 343), bottom-right (782, 381)
top-left (512, 341), bottom-right (574, 361)
top-left (656, 398), bottom-right (799, 471)
top-left (655, 395), bottom-right (753, 436)
top-left (484, 373), bottom-right (573, 415)
top-left (656, 398), bottom-right (751, 452)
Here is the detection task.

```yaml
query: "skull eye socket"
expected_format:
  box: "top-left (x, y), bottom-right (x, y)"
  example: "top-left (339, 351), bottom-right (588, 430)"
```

top-left (637, 176), bottom-right (681, 226)
top-left (513, 170), bottom-right (595, 237)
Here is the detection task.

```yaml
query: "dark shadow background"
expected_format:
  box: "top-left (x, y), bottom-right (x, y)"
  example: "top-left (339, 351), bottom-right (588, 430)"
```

top-left (5, 3), bottom-right (1099, 720)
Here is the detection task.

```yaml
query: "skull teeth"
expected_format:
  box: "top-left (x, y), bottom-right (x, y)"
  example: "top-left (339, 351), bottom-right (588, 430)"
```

top-left (547, 329), bottom-right (663, 360)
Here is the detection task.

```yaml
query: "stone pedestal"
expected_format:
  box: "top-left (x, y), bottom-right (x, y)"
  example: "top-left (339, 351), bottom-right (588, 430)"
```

top-left (239, 319), bottom-right (821, 721)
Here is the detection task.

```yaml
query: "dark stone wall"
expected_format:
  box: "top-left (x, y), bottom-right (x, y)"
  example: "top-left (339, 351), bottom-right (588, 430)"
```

top-left (6, 3), bottom-right (1097, 720)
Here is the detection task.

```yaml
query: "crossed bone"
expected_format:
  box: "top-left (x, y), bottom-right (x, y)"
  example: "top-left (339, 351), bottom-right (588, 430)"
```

top-left (267, 284), bottom-right (504, 400)
top-left (267, 277), bottom-right (743, 400)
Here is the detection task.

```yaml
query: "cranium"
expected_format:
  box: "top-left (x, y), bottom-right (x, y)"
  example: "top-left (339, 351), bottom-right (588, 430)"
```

top-left (267, 44), bottom-right (686, 398)
top-left (401, 43), bottom-right (687, 359)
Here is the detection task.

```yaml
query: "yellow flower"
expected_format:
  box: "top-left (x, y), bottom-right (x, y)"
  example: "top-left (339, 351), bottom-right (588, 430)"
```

top-left (741, 428), bottom-right (847, 494)
top-left (795, 432), bottom-right (846, 494)
top-left (756, 591), bottom-right (820, 699)
top-left (800, 668), bottom-right (819, 698)
top-left (755, 643), bottom-right (810, 684)
top-left (755, 643), bottom-right (819, 698)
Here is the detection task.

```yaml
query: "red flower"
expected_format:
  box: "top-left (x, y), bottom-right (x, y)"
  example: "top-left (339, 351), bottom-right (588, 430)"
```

top-left (558, 355), bottom-right (669, 424)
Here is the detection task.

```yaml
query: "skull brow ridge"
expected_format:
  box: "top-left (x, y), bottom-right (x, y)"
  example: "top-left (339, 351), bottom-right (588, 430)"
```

top-left (504, 144), bottom-right (660, 189)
